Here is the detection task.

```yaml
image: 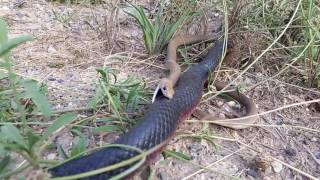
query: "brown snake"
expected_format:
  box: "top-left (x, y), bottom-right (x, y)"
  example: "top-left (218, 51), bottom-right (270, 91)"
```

top-left (155, 35), bottom-right (258, 129)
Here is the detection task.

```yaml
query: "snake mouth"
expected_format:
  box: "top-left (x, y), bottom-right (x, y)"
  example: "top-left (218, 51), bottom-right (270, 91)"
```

top-left (152, 84), bottom-right (164, 103)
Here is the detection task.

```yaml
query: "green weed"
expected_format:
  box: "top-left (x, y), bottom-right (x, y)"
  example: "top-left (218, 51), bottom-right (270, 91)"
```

top-left (90, 67), bottom-right (150, 132)
top-left (124, 3), bottom-right (196, 54)
top-left (52, 9), bottom-right (75, 26)
top-left (0, 18), bottom-right (82, 179)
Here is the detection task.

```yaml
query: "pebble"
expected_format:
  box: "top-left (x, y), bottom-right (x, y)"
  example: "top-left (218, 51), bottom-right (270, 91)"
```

top-left (47, 153), bottom-right (56, 160)
top-left (47, 46), bottom-right (57, 53)
top-left (247, 168), bottom-right (258, 178)
top-left (227, 101), bottom-right (236, 107)
top-left (57, 79), bottom-right (64, 83)
top-left (48, 77), bottom-right (55, 81)
top-left (271, 161), bottom-right (283, 173)
top-left (216, 100), bottom-right (224, 106)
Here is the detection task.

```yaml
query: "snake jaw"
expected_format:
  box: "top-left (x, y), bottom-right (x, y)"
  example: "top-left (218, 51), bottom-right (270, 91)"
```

top-left (152, 78), bottom-right (175, 103)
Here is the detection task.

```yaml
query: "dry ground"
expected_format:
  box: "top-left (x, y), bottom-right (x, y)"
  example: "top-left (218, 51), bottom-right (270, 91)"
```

top-left (1, 0), bottom-right (319, 179)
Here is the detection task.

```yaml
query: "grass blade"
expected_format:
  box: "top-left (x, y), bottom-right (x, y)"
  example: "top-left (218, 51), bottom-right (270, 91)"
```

top-left (1, 125), bottom-right (27, 150)
top-left (0, 19), bottom-right (8, 44)
top-left (0, 36), bottom-right (33, 57)
top-left (41, 113), bottom-right (77, 142)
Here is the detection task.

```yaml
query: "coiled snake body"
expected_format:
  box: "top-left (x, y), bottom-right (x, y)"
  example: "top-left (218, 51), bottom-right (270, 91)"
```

top-left (49, 35), bottom-right (257, 179)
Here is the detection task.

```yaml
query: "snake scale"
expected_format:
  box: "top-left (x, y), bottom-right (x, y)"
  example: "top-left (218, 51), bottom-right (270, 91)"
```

top-left (49, 34), bottom-right (257, 179)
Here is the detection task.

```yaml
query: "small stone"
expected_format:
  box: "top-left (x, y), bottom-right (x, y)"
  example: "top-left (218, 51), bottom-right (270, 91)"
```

top-left (48, 46), bottom-right (57, 53)
top-left (271, 161), bottom-right (283, 173)
top-left (315, 152), bottom-right (320, 159)
top-left (47, 153), bottom-right (56, 160)
top-left (311, 137), bottom-right (317, 142)
top-left (227, 101), bottom-right (236, 107)
top-left (247, 168), bottom-right (258, 178)
top-left (216, 100), bottom-right (224, 106)
top-left (57, 79), bottom-right (64, 83)
top-left (48, 77), bottom-right (55, 81)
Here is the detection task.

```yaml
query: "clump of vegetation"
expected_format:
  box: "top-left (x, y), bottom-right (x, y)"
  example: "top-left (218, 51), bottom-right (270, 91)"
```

top-left (90, 67), bottom-right (150, 132)
top-left (124, 3), bottom-right (196, 54)
top-left (0, 19), bottom-right (81, 179)
top-left (227, 0), bottom-right (320, 88)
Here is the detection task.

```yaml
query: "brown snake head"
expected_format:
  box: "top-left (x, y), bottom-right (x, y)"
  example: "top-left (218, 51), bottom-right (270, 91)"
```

top-left (152, 78), bottom-right (175, 103)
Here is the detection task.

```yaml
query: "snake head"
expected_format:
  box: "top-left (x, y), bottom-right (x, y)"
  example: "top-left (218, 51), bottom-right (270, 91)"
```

top-left (152, 78), bottom-right (175, 103)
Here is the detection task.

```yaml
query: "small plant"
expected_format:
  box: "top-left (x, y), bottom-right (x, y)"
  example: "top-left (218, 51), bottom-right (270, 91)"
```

top-left (124, 3), bottom-right (196, 54)
top-left (298, 0), bottom-right (320, 87)
top-left (52, 9), bottom-right (75, 26)
top-left (90, 67), bottom-right (150, 132)
top-left (0, 18), bottom-right (81, 179)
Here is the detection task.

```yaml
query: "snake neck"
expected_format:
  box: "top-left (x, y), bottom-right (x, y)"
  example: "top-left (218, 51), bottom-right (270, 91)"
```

top-left (190, 39), bottom-right (225, 80)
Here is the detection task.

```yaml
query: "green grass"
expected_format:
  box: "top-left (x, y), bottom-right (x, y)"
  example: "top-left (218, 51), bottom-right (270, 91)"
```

top-left (227, 0), bottom-right (320, 87)
top-left (0, 19), bottom-right (81, 179)
top-left (124, 3), bottom-right (196, 54)
top-left (89, 67), bottom-right (150, 132)
top-left (0, 15), bottom-right (151, 179)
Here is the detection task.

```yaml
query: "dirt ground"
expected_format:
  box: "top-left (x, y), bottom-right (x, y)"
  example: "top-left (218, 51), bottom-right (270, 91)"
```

top-left (1, 0), bottom-right (320, 179)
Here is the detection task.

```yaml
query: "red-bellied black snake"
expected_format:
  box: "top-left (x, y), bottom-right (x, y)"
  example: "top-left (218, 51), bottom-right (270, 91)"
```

top-left (49, 35), bottom-right (258, 179)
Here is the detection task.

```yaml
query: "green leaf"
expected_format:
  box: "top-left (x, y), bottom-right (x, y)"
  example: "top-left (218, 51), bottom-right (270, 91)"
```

top-left (0, 69), bottom-right (8, 79)
top-left (92, 125), bottom-right (120, 134)
top-left (0, 18), bottom-right (8, 43)
top-left (0, 144), bottom-right (7, 155)
top-left (22, 80), bottom-right (52, 117)
top-left (1, 125), bottom-right (27, 149)
top-left (96, 117), bottom-right (117, 122)
top-left (0, 155), bottom-right (10, 173)
top-left (57, 144), bottom-right (68, 160)
top-left (41, 113), bottom-right (77, 142)
top-left (163, 150), bottom-right (191, 161)
top-left (0, 35), bottom-right (33, 57)
top-left (70, 136), bottom-right (86, 157)
top-left (26, 131), bottom-right (40, 151)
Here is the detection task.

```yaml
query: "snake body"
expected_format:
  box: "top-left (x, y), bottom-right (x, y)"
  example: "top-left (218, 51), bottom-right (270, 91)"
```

top-left (49, 38), bottom-right (225, 179)
top-left (157, 35), bottom-right (258, 129)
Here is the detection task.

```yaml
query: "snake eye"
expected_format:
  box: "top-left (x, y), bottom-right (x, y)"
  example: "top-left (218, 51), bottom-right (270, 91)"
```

top-left (163, 87), bottom-right (167, 91)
